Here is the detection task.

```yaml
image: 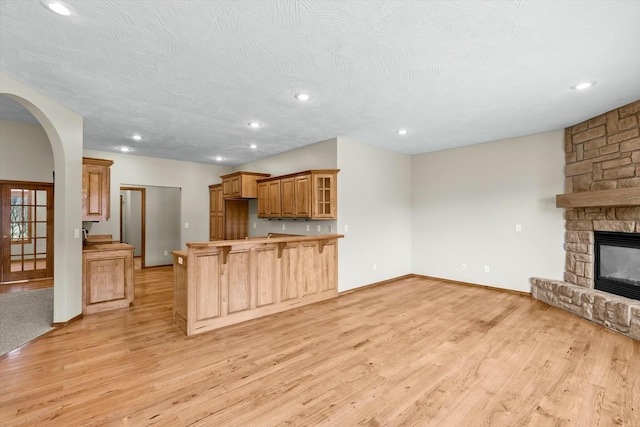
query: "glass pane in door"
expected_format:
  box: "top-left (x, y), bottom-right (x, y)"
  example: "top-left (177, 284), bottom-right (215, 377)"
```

top-left (3, 184), bottom-right (52, 281)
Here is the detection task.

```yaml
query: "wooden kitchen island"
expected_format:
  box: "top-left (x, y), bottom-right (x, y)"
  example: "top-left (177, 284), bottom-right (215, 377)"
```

top-left (172, 234), bottom-right (343, 336)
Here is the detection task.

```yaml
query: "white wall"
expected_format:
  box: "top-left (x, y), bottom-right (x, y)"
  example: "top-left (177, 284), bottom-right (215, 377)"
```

top-left (0, 119), bottom-right (54, 182)
top-left (120, 190), bottom-right (142, 256)
top-left (83, 149), bottom-right (231, 248)
top-left (0, 120), bottom-right (54, 259)
top-left (236, 138), bottom-right (339, 237)
top-left (236, 138), bottom-right (337, 176)
top-left (337, 137), bottom-right (413, 291)
top-left (144, 186), bottom-right (181, 266)
top-left (411, 130), bottom-right (566, 292)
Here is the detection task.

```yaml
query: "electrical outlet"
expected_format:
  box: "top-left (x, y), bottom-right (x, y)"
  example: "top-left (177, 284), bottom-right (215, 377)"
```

top-left (462, 263), bottom-right (467, 270)
top-left (317, 225), bottom-right (321, 232)
top-left (282, 223), bottom-right (286, 230)
top-left (164, 251), bottom-right (168, 256)
top-left (484, 266), bottom-right (490, 273)
top-left (253, 222), bottom-right (257, 229)
top-left (184, 222), bottom-right (189, 229)
top-left (306, 224), bottom-right (310, 231)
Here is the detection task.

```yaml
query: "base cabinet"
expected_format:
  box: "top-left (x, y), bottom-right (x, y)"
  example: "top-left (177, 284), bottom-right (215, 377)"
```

top-left (82, 243), bottom-right (134, 314)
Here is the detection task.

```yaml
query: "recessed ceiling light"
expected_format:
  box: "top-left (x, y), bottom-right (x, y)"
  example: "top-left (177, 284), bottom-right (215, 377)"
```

top-left (132, 134), bottom-right (142, 141)
top-left (295, 93), bottom-right (311, 101)
top-left (248, 122), bottom-right (262, 128)
top-left (572, 81), bottom-right (596, 90)
top-left (249, 144), bottom-right (258, 149)
top-left (213, 156), bottom-right (224, 161)
top-left (41, 0), bottom-right (73, 16)
top-left (118, 147), bottom-right (132, 152)
top-left (397, 129), bottom-right (408, 135)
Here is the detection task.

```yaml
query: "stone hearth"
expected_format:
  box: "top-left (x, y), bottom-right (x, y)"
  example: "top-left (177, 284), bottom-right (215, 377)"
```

top-left (532, 100), bottom-right (640, 341)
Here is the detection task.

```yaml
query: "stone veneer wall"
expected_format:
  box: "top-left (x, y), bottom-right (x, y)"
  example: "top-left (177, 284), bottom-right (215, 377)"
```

top-left (532, 100), bottom-right (640, 341)
top-left (563, 100), bottom-right (640, 288)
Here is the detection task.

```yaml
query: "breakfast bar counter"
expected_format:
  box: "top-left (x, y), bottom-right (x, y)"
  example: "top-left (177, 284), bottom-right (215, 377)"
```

top-left (172, 234), bottom-right (343, 336)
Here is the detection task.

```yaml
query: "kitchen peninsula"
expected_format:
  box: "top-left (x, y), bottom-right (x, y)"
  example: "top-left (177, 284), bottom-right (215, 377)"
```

top-left (172, 233), bottom-right (343, 336)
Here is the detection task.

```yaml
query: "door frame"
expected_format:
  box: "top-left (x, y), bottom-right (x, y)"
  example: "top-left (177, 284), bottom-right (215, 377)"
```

top-left (0, 180), bottom-right (54, 284)
top-left (120, 187), bottom-right (146, 269)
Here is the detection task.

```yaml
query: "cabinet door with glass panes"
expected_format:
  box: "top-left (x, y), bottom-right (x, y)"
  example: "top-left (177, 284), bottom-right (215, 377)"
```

top-left (311, 172), bottom-right (337, 220)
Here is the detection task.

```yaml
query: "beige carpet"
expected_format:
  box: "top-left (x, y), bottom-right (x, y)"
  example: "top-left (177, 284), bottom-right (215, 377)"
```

top-left (0, 288), bottom-right (53, 356)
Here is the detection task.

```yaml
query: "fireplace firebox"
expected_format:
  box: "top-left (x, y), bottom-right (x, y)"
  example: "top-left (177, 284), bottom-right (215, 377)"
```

top-left (594, 231), bottom-right (640, 301)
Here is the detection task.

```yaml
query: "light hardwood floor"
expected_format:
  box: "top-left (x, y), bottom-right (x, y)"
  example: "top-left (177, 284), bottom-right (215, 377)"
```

top-left (1, 267), bottom-right (638, 426)
top-left (0, 278), bottom-right (53, 293)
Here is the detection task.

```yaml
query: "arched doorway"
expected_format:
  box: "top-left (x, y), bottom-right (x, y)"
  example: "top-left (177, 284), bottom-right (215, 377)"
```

top-left (1, 72), bottom-right (84, 323)
top-left (1, 96), bottom-right (55, 284)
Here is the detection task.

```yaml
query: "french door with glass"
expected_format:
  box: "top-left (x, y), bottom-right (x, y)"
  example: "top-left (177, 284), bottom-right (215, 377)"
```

top-left (0, 181), bottom-right (54, 283)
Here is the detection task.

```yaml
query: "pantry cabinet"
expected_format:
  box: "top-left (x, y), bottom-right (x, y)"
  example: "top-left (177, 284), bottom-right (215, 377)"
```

top-left (209, 184), bottom-right (249, 240)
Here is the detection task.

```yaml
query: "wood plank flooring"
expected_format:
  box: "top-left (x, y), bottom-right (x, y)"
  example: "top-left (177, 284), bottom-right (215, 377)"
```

top-left (0, 278), bottom-right (53, 293)
top-left (1, 267), bottom-right (638, 426)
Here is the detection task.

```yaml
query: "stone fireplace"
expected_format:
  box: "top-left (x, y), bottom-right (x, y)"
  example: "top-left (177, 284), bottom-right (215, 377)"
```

top-left (531, 100), bottom-right (640, 340)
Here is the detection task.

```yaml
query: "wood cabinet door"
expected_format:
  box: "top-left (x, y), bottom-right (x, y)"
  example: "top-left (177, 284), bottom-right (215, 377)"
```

top-left (209, 212), bottom-right (218, 240)
top-left (82, 163), bottom-right (110, 221)
top-left (209, 187), bottom-right (218, 240)
top-left (295, 175), bottom-right (312, 218)
top-left (268, 180), bottom-right (281, 217)
top-left (281, 177), bottom-right (295, 217)
top-left (257, 182), bottom-right (269, 217)
top-left (222, 176), bottom-right (241, 198)
top-left (312, 174), bottom-right (336, 219)
top-left (209, 185), bottom-right (224, 240)
top-left (214, 213), bottom-right (224, 240)
top-left (82, 247), bottom-right (134, 314)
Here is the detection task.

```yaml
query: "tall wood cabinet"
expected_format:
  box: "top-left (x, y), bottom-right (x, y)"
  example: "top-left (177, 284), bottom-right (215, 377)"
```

top-left (257, 170), bottom-right (338, 220)
top-left (209, 184), bottom-right (249, 240)
top-left (82, 157), bottom-right (114, 221)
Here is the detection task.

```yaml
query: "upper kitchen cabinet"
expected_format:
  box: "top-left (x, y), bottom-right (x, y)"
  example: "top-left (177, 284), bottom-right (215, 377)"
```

top-left (82, 157), bottom-right (114, 221)
top-left (311, 171), bottom-right (338, 219)
top-left (257, 170), bottom-right (339, 220)
top-left (257, 178), bottom-right (282, 218)
top-left (220, 171), bottom-right (270, 199)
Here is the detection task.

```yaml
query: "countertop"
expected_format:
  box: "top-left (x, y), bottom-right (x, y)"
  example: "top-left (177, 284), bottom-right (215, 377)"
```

top-left (185, 233), bottom-right (344, 249)
top-left (82, 242), bottom-right (135, 253)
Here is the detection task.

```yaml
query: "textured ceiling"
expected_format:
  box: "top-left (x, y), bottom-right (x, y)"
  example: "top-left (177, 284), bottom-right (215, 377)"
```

top-left (1, 0), bottom-right (640, 166)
